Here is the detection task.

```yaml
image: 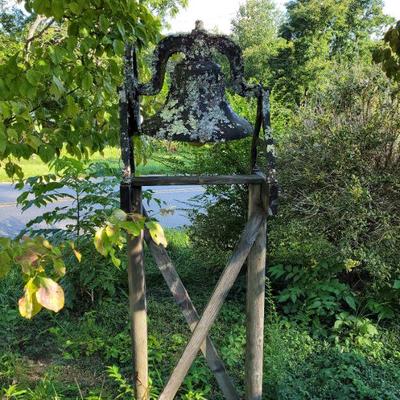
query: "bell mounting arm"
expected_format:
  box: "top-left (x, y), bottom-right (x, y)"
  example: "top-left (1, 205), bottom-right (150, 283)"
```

top-left (138, 21), bottom-right (260, 98)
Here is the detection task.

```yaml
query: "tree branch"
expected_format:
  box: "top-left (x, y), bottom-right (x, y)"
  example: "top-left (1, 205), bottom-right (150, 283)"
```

top-left (25, 15), bottom-right (55, 58)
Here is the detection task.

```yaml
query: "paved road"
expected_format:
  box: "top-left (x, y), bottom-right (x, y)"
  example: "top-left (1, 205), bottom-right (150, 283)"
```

top-left (0, 183), bottom-right (205, 237)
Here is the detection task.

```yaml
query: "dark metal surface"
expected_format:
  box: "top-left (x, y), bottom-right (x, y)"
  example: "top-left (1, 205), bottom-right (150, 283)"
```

top-left (139, 21), bottom-right (257, 143)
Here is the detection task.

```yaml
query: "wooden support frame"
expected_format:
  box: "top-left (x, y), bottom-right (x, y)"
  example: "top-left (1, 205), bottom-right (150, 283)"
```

top-left (131, 174), bottom-right (265, 186)
top-left (119, 39), bottom-right (276, 400)
top-left (126, 180), bottom-right (267, 400)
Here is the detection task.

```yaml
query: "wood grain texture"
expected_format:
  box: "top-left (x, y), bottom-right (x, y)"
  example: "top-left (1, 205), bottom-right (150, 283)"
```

top-left (127, 187), bottom-right (149, 400)
top-left (143, 223), bottom-right (239, 399)
top-left (246, 183), bottom-right (268, 400)
top-left (130, 174), bottom-right (266, 186)
top-left (158, 212), bottom-right (265, 400)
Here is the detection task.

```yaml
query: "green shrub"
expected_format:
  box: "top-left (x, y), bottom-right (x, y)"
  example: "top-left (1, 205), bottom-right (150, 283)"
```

top-left (276, 64), bottom-right (400, 320)
top-left (187, 64), bottom-right (400, 327)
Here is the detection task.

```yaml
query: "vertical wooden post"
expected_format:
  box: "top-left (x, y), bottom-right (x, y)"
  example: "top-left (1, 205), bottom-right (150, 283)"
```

top-left (127, 185), bottom-right (148, 400)
top-left (246, 183), bottom-right (267, 400)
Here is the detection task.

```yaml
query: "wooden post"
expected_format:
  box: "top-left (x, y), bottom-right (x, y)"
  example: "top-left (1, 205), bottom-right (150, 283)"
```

top-left (127, 185), bottom-right (149, 400)
top-left (245, 183), bottom-right (267, 400)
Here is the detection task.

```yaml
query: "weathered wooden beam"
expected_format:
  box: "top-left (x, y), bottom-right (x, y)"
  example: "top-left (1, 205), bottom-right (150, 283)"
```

top-left (127, 186), bottom-right (149, 400)
top-left (245, 183), bottom-right (268, 400)
top-left (158, 212), bottom-right (265, 400)
top-left (131, 174), bottom-right (266, 187)
top-left (143, 224), bottom-right (239, 400)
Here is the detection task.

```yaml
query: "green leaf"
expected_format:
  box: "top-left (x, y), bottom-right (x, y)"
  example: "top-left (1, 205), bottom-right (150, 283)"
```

top-left (99, 15), bottom-right (109, 32)
top-left (68, 1), bottom-right (81, 14)
top-left (51, 75), bottom-right (65, 98)
top-left (393, 280), bottom-right (400, 289)
top-left (117, 22), bottom-right (126, 39)
top-left (110, 209), bottom-right (127, 223)
top-left (0, 131), bottom-right (6, 155)
top-left (120, 221), bottom-right (141, 237)
top-left (26, 135), bottom-right (43, 151)
top-left (113, 39), bottom-right (125, 56)
top-left (111, 252), bottom-right (121, 268)
top-left (38, 144), bottom-right (56, 163)
top-left (366, 323), bottom-right (378, 336)
top-left (26, 70), bottom-right (41, 86)
top-left (0, 102), bottom-right (11, 118)
top-left (36, 277), bottom-right (64, 312)
top-left (52, 0), bottom-right (64, 20)
top-left (82, 72), bottom-right (93, 91)
top-left (344, 295), bottom-right (357, 311)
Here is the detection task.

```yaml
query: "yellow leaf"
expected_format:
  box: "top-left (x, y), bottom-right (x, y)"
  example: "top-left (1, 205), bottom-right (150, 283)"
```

top-left (105, 225), bottom-right (116, 238)
top-left (73, 249), bottom-right (82, 262)
top-left (18, 279), bottom-right (42, 319)
top-left (146, 221), bottom-right (167, 248)
top-left (42, 239), bottom-right (52, 250)
top-left (36, 277), bottom-right (64, 312)
top-left (94, 227), bottom-right (107, 256)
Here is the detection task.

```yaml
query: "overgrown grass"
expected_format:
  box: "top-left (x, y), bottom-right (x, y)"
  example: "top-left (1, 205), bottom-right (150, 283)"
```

top-left (1, 230), bottom-right (399, 399)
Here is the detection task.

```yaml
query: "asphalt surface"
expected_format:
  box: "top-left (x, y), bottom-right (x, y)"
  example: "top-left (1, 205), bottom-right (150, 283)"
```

top-left (0, 183), bottom-right (205, 237)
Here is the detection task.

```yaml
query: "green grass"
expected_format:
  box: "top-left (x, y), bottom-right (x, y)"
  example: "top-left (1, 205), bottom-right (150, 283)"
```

top-left (0, 146), bottom-right (188, 182)
top-left (1, 229), bottom-right (400, 399)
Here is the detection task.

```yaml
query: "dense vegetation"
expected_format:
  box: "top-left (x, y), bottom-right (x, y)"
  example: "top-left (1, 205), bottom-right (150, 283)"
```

top-left (0, 0), bottom-right (399, 399)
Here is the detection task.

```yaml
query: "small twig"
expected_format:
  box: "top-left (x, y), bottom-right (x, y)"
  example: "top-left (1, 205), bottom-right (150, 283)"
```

top-left (25, 16), bottom-right (55, 57)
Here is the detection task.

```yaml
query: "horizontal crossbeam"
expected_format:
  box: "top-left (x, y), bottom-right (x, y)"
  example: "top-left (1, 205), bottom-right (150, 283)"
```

top-left (130, 174), bottom-right (266, 186)
top-left (159, 211), bottom-right (265, 400)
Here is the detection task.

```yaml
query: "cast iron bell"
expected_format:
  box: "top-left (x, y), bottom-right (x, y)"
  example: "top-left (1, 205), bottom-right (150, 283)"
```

top-left (140, 23), bottom-right (253, 143)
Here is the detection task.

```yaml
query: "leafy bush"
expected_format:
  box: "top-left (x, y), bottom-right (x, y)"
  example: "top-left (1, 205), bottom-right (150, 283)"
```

top-left (264, 321), bottom-right (400, 400)
top-left (187, 64), bottom-right (400, 327)
top-left (16, 157), bottom-right (120, 240)
top-left (275, 64), bottom-right (400, 320)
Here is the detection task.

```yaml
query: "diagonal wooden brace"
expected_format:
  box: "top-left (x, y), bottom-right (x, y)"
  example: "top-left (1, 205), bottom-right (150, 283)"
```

top-left (143, 210), bottom-right (239, 399)
top-left (158, 211), bottom-right (265, 400)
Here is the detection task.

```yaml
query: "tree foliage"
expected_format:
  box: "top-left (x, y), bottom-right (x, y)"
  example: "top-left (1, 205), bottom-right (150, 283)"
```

top-left (373, 20), bottom-right (400, 82)
top-left (273, 64), bottom-right (400, 323)
top-left (269, 0), bottom-right (392, 106)
top-left (231, 0), bottom-right (282, 82)
top-left (188, 0), bottom-right (400, 327)
top-left (0, 0), bottom-right (182, 318)
top-left (0, 0), bottom-right (184, 179)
